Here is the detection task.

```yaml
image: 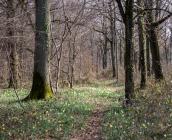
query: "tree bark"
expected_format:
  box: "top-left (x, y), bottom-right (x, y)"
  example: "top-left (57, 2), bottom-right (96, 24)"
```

top-left (169, 28), bottom-right (172, 63)
top-left (146, 34), bottom-right (151, 76)
top-left (109, 2), bottom-right (116, 78)
top-left (110, 40), bottom-right (116, 77)
top-left (102, 36), bottom-right (108, 69)
top-left (124, 0), bottom-right (134, 104)
top-left (116, 0), bottom-right (134, 105)
top-left (7, 0), bottom-right (19, 89)
top-left (102, 11), bottom-right (108, 70)
top-left (26, 0), bottom-right (53, 100)
top-left (146, 0), bottom-right (164, 80)
top-left (137, 0), bottom-right (146, 89)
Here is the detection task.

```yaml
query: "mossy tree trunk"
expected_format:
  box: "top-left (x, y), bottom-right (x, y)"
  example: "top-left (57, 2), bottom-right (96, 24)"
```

top-left (137, 0), bottom-right (146, 89)
top-left (7, 0), bottom-right (20, 89)
top-left (27, 0), bottom-right (53, 100)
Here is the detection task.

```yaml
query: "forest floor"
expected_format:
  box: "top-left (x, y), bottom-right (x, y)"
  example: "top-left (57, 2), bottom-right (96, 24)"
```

top-left (0, 80), bottom-right (172, 140)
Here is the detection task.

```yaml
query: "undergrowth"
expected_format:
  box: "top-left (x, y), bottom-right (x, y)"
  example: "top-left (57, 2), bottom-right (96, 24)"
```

top-left (102, 80), bottom-right (172, 140)
top-left (1, 80), bottom-right (171, 140)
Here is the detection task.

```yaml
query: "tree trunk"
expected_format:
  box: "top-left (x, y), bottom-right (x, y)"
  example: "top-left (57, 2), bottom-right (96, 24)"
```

top-left (124, 0), bottom-right (134, 104)
top-left (146, 0), bottom-right (164, 80)
top-left (26, 0), bottom-right (53, 100)
top-left (7, 0), bottom-right (19, 89)
top-left (110, 40), bottom-right (116, 78)
top-left (169, 28), bottom-right (172, 64)
top-left (146, 34), bottom-right (151, 76)
top-left (116, 0), bottom-right (134, 105)
top-left (102, 36), bottom-right (108, 69)
top-left (148, 27), bottom-right (163, 80)
top-left (109, 2), bottom-right (116, 78)
top-left (102, 11), bottom-right (108, 70)
top-left (137, 0), bottom-right (146, 89)
top-left (119, 37), bottom-right (123, 65)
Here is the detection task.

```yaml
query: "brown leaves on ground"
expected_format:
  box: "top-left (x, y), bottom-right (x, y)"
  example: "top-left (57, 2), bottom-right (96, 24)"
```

top-left (70, 108), bottom-right (105, 140)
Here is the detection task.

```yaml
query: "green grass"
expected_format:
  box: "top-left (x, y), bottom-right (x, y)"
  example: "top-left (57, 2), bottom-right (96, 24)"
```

top-left (0, 81), bottom-right (123, 140)
top-left (1, 81), bottom-right (171, 140)
top-left (102, 82), bottom-right (172, 140)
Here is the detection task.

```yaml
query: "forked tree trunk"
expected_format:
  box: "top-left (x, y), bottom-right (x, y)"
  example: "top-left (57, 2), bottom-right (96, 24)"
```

top-left (148, 27), bottom-right (163, 80)
top-left (146, 0), bottom-right (164, 80)
top-left (26, 0), bottom-right (53, 100)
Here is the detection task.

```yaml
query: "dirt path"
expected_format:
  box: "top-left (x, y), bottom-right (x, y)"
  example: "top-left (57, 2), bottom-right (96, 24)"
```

top-left (70, 108), bottom-right (105, 140)
top-left (69, 86), bottom-right (123, 140)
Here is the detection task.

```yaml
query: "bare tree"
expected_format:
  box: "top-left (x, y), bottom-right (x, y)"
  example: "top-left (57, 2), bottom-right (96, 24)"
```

top-left (25, 0), bottom-right (53, 100)
top-left (116, 0), bottom-right (134, 105)
top-left (137, 0), bottom-right (146, 88)
top-left (7, 0), bottom-right (20, 88)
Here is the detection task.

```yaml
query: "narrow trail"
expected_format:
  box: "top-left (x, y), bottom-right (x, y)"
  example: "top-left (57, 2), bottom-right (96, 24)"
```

top-left (70, 85), bottom-right (124, 140)
top-left (70, 107), bottom-right (105, 140)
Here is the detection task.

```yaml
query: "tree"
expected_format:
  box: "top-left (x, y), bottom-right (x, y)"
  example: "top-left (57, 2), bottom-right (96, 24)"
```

top-left (145, 0), bottom-right (164, 80)
top-left (25, 0), bottom-right (53, 100)
top-left (7, 0), bottom-right (20, 88)
top-left (146, 33), bottom-right (151, 76)
top-left (109, 1), bottom-right (116, 78)
top-left (137, 0), bottom-right (146, 88)
top-left (102, 15), bottom-right (108, 70)
top-left (116, 0), bottom-right (134, 105)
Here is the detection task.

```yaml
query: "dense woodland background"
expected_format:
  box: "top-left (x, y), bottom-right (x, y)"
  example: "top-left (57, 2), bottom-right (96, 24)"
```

top-left (0, 0), bottom-right (172, 139)
top-left (0, 0), bottom-right (172, 91)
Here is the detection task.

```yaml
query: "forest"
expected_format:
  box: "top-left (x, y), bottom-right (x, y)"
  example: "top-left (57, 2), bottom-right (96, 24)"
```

top-left (0, 0), bottom-right (172, 139)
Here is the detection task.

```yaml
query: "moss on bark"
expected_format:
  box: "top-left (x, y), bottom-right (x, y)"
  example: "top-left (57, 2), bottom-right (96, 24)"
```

top-left (25, 72), bottom-right (53, 100)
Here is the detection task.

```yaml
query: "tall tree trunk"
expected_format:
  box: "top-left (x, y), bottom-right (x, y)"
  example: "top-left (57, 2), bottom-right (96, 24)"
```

top-left (68, 39), bottom-right (74, 89)
top-left (68, 33), bottom-right (77, 89)
top-left (7, 0), bottom-right (19, 89)
top-left (109, 2), bottom-right (116, 78)
top-left (110, 40), bottom-right (116, 77)
top-left (146, 0), bottom-right (164, 80)
top-left (113, 3), bottom-right (118, 80)
top-left (149, 28), bottom-right (163, 80)
top-left (102, 10), bottom-right (108, 70)
top-left (102, 37), bottom-right (108, 69)
top-left (26, 0), bottom-right (53, 100)
top-left (137, 0), bottom-right (146, 88)
top-left (125, 0), bottom-right (134, 104)
top-left (169, 28), bottom-right (172, 64)
top-left (146, 34), bottom-right (151, 76)
top-left (116, 0), bottom-right (134, 105)
top-left (119, 36), bottom-right (123, 65)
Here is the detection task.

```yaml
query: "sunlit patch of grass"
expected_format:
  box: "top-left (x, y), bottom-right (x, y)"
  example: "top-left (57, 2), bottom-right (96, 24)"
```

top-left (0, 81), bottom-right (122, 139)
top-left (0, 89), bottom-right (94, 139)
